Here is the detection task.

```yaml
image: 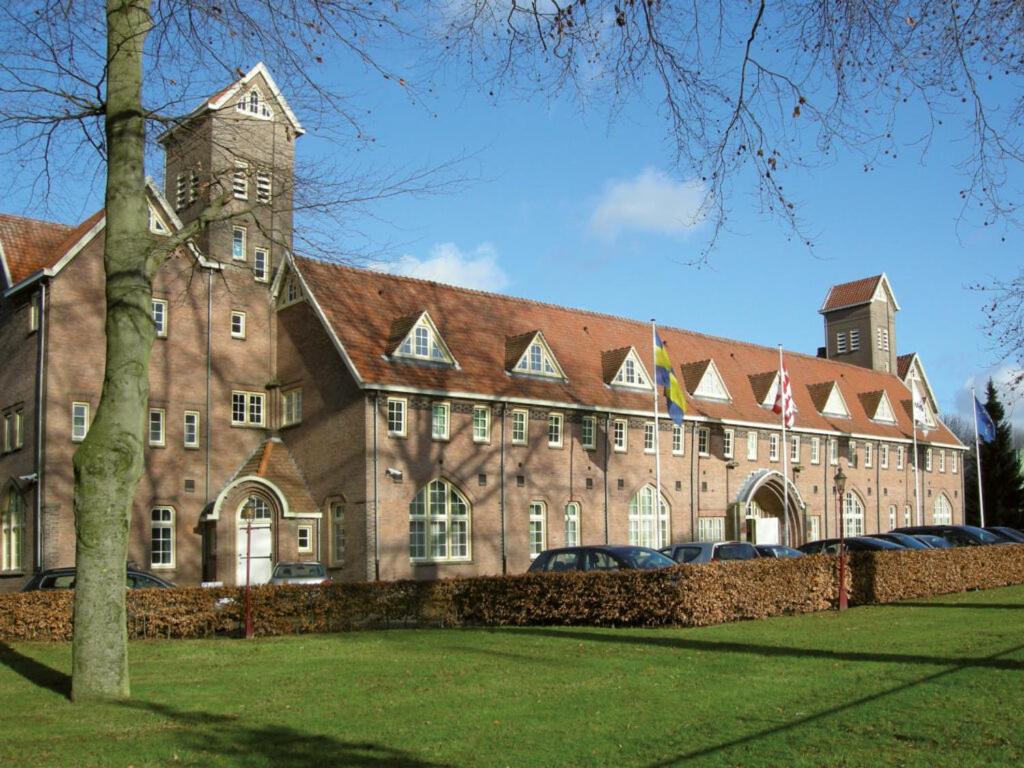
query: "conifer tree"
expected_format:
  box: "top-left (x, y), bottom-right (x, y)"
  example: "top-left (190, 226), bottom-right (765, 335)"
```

top-left (967, 381), bottom-right (1024, 528)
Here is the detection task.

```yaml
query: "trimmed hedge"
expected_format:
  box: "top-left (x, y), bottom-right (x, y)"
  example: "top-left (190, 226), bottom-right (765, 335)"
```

top-left (2, 544), bottom-right (1023, 642)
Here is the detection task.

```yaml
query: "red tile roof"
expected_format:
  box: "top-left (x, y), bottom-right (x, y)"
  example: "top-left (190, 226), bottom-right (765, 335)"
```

top-left (0, 211), bottom-right (104, 288)
top-left (897, 353), bottom-right (914, 380)
top-left (820, 275), bottom-right (883, 313)
top-left (233, 438), bottom-right (319, 516)
top-left (295, 258), bottom-right (961, 446)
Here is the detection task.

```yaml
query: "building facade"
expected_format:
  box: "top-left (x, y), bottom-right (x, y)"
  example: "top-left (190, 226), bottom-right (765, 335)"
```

top-left (0, 65), bottom-right (967, 591)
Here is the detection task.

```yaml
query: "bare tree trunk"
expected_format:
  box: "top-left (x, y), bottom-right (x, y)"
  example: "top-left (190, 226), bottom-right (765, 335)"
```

top-left (71, 0), bottom-right (154, 703)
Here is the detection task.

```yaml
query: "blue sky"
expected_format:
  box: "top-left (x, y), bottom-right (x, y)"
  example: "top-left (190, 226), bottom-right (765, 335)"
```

top-left (2, 19), bottom-right (1021, 433)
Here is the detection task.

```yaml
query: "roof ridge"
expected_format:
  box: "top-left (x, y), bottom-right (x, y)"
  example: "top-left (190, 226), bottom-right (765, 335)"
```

top-left (0, 212), bottom-right (74, 229)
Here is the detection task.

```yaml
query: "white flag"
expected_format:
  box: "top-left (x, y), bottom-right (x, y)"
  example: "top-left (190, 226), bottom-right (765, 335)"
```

top-left (911, 380), bottom-right (930, 432)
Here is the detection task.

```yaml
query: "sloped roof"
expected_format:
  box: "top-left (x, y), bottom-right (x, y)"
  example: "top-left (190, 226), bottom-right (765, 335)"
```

top-left (293, 257), bottom-right (962, 446)
top-left (806, 382), bottom-right (836, 414)
top-left (748, 371), bottom-right (776, 405)
top-left (897, 353), bottom-right (914, 379)
top-left (601, 347), bottom-right (632, 384)
top-left (679, 359), bottom-right (712, 394)
top-left (232, 438), bottom-right (319, 517)
top-left (0, 214), bottom-right (75, 287)
top-left (387, 312), bottom-right (422, 355)
top-left (858, 390), bottom-right (885, 420)
top-left (820, 273), bottom-right (899, 313)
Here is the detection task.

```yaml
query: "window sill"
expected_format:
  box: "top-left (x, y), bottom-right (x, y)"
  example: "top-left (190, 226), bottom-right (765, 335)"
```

top-left (410, 558), bottom-right (473, 567)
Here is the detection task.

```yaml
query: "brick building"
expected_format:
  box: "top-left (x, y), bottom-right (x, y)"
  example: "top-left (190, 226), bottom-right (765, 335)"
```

top-left (0, 65), bottom-right (966, 590)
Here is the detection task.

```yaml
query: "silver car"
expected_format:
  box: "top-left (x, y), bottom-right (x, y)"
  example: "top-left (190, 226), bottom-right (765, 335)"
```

top-left (268, 561), bottom-right (331, 585)
top-left (660, 541), bottom-right (760, 564)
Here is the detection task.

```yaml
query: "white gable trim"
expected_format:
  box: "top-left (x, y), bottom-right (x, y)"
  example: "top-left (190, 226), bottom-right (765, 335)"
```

top-left (610, 347), bottom-right (653, 390)
top-left (821, 383), bottom-right (851, 419)
top-left (208, 63), bottom-right (304, 135)
top-left (872, 391), bottom-right (896, 423)
top-left (512, 331), bottom-right (567, 380)
top-left (871, 273), bottom-right (900, 310)
top-left (693, 359), bottom-right (731, 402)
top-left (761, 371), bottom-right (781, 408)
top-left (902, 354), bottom-right (938, 412)
top-left (392, 310), bottom-right (459, 367)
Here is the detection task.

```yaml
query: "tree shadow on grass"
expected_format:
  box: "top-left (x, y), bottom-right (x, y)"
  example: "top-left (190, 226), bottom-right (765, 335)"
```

top-left (891, 602), bottom-right (1023, 610)
top-left (121, 700), bottom-right (451, 768)
top-left (0, 641), bottom-right (70, 698)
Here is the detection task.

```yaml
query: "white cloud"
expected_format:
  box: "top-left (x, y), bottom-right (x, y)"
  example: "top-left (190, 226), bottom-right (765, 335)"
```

top-left (588, 168), bottom-right (706, 240)
top-left (385, 242), bottom-right (509, 292)
top-left (953, 364), bottom-right (1024, 431)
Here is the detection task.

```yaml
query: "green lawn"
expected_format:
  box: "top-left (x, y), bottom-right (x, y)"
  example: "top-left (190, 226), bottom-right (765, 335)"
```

top-left (2, 587), bottom-right (1024, 767)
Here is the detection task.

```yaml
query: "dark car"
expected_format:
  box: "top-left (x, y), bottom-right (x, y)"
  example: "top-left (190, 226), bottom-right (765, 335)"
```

top-left (911, 534), bottom-right (954, 549)
top-left (755, 545), bottom-right (804, 559)
top-left (21, 566), bottom-right (175, 591)
top-left (985, 527), bottom-right (1024, 543)
top-left (528, 546), bottom-right (676, 573)
top-left (871, 532), bottom-right (931, 550)
top-left (892, 525), bottom-right (1005, 547)
top-left (660, 541), bottom-right (760, 564)
top-left (798, 536), bottom-right (906, 554)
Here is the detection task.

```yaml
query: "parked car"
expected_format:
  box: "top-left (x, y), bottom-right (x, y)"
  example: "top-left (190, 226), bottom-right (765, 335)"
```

top-left (798, 536), bottom-right (905, 554)
top-left (660, 541), bottom-right (760, 564)
top-left (911, 534), bottom-right (954, 549)
top-left (268, 561), bottom-right (331, 585)
top-left (985, 526), bottom-right (1024, 543)
top-left (754, 545), bottom-right (804, 559)
top-left (892, 525), bottom-right (1005, 547)
top-left (21, 566), bottom-right (175, 591)
top-left (871, 532), bottom-right (931, 550)
top-left (528, 546), bottom-right (677, 573)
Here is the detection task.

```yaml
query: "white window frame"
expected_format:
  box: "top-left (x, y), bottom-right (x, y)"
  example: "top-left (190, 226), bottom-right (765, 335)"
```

top-left (2, 414), bottom-right (10, 453)
top-left (253, 247), bottom-right (269, 282)
top-left (581, 415), bottom-right (596, 451)
top-left (548, 412), bottom-right (563, 448)
top-left (387, 397), bottom-right (407, 437)
top-left (769, 433), bottom-right (779, 462)
top-left (925, 448), bottom-right (933, 472)
top-left (849, 440), bottom-right (858, 468)
top-left (511, 409), bottom-right (529, 445)
top-left (933, 494), bottom-right (953, 525)
top-left (529, 501), bottom-right (547, 559)
top-left (723, 428), bottom-right (735, 460)
top-left (643, 422), bottom-right (655, 454)
top-left (697, 427), bottom-right (710, 457)
top-left (672, 424), bottom-right (684, 456)
top-left (829, 438), bottom-right (839, 466)
top-left (150, 506), bottom-right (175, 569)
top-left (808, 516), bottom-right (820, 541)
top-left (864, 443), bottom-right (873, 469)
top-left (184, 410), bottom-right (200, 449)
top-left (939, 449), bottom-right (946, 473)
top-left (628, 485), bottom-right (670, 548)
top-left (888, 505), bottom-right (897, 530)
top-left (564, 502), bottom-right (580, 547)
top-left (2, 490), bottom-right (25, 571)
top-left (232, 226), bottom-right (247, 261)
top-left (409, 479), bottom-right (471, 563)
top-left (810, 436), bottom-right (820, 465)
top-left (14, 410), bottom-right (23, 451)
top-left (897, 445), bottom-right (905, 470)
top-left (472, 406), bottom-right (490, 444)
top-left (747, 430), bottom-right (758, 461)
top-left (431, 402), bottom-right (450, 441)
top-left (843, 491), bottom-right (865, 538)
top-left (231, 391), bottom-right (265, 427)
top-left (28, 295), bottom-right (39, 333)
top-left (697, 516), bottom-right (725, 542)
top-left (613, 419), bottom-right (628, 453)
top-left (951, 452), bottom-right (958, 474)
top-left (282, 388), bottom-right (303, 427)
top-left (330, 502), bottom-right (345, 566)
top-left (790, 434), bottom-right (800, 463)
top-left (880, 444), bottom-right (889, 469)
top-left (152, 298), bottom-right (168, 338)
top-left (297, 525), bottom-right (313, 553)
top-left (231, 311), bottom-right (246, 339)
top-left (148, 408), bottom-right (166, 447)
top-left (71, 402), bottom-right (89, 442)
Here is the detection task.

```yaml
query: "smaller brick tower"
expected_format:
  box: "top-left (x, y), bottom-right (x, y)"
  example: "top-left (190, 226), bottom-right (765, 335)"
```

top-left (819, 274), bottom-right (899, 373)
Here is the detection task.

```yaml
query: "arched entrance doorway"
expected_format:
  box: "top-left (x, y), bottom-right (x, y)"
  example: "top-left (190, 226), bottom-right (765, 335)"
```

top-left (731, 469), bottom-right (806, 547)
top-left (236, 493), bottom-right (275, 585)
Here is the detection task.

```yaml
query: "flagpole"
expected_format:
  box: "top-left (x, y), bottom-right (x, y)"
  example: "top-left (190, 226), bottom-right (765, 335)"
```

top-left (972, 386), bottom-right (986, 528)
top-left (778, 345), bottom-right (790, 547)
top-left (651, 320), bottom-right (663, 549)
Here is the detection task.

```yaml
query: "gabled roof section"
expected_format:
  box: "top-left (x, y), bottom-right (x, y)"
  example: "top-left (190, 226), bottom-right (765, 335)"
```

top-left (684, 358), bottom-right (731, 402)
top-left (860, 390), bottom-right (897, 424)
top-left (898, 352), bottom-right (938, 412)
top-left (819, 273), bottom-right (900, 313)
top-left (389, 310), bottom-right (457, 367)
top-left (209, 438), bottom-right (320, 521)
top-left (748, 371), bottom-right (778, 408)
top-left (604, 347), bottom-right (652, 390)
top-left (0, 214), bottom-right (74, 287)
top-left (508, 331), bottom-right (566, 380)
top-left (808, 381), bottom-right (850, 419)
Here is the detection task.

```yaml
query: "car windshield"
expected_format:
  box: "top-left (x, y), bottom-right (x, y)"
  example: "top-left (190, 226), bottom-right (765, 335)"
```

top-left (963, 526), bottom-right (1002, 544)
top-left (617, 548), bottom-right (676, 569)
top-left (714, 544), bottom-right (757, 560)
top-left (273, 563), bottom-right (325, 578)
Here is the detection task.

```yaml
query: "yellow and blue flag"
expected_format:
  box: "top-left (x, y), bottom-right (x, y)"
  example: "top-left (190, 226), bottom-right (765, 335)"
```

top-left (655, 333), bottom-right (687, 426)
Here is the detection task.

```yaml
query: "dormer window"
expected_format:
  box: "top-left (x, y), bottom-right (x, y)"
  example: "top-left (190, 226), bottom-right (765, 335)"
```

top-left (822, 385), bottom-right (850, 419)
top-left (237, 88), bottom-right (272, 119)
top-left (509, 332), bottom-right (565, 380)
top-left (392, 312), bottom-right (456, 366)
top-left (148, 206), bottom-right (169, 235)
top-left (692, 360), bottom-right (730, 402)
top-left (607, 348), bottom-right (652, 390)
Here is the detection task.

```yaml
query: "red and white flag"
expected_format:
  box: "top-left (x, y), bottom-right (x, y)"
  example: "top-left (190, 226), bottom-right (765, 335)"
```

top-left (772, 364), bottom-right (796, 428)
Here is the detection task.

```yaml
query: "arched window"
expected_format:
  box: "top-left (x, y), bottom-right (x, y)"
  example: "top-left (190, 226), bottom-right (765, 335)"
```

top-left (2, 489), bottom-right (25, 571)
top-left (843, 491), bottom-right (864, 537)
top-left (564, 502), bottom-right (580, 547)
top-left (237, 88), bottom-right (272, 118)
top-left (241, 494), bottom-right (271, 521)
top-left (933, 494), bottom-right (953, 525)
top-left (409, 479), bottom-right (470, 562)
top-left (629, 485), bottom-right (670, 548)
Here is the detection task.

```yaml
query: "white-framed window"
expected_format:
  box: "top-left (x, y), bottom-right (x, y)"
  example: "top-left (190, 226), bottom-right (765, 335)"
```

top-left (256, 170), bottom-right (272, 203)
top-left (512, 409), bottom-right (529, 445)
top-left (769, 433), bottom-right (779, 462)
top-left (880, 444), bottom-right (889, 469)
top-left (810, 436), bottom-right (820, 465)
top-left (472, 406), bottom-right (490, 443)
top-left (747, 430), bottom-right (758, 460)
top-left (849, 440), bottom-right (858, 467)
top-left (231, 311), bottom-right (246, 339)
top-left (829, 438), bottom-right (838, 465)
top-left (297, 525), bottom-right (313, 553)
top-left (933, 494), bottom-right (953, 525)
top-left (628, 485), bottom-right (670, 548)
top-left (2, 490), bottom-right (25, 571)
top-left (951, 452), bottom-right (958, 474)
top-left (231, 391), bottom-right (265, 427)
top-left (723, 429), bottom-right (735, 459)
top-left (697, 516), bottom-right (725, 542)
top-left (386, 398), bottom-right (406, 437)
top-left (904, 505), bottom-right (912, 526)
top-left (282, 275), bottom-right (302, 305)
top-left (2, 414), bottom-right (11, 453)
top-left (282, 388), bottom-right (303, 427)
top-left (395, 315), bottom-right (453, 364)
top-left (148, 409), bottom-right (165, 447)
top-left (238, 88), bottom-right (272, 118)
top-left (612, 352), bottom-right (652, 389)
top-left (644, 422), bottom-right (656, 454)
top-left (808, 516), bottom-right (820, 541)
top-left (184, 411), bottom-right (200, 449)
top-left (330, 502), bottom-right (345, 565)
top-left (232, 226), bottom-right (246, 261)
top-left (152, 298), bottom-right (168, 338)
top-left (564, 502), bottom-right (580, 547)
top-left (849, 328), bottom-right (860, 351)
top-left (15, 410), bottom-right (23, 450)
top-left (864, 443), bottom-right (873, 469)
top-left (71, 402), bottom-right (89, 442)
top-left (582, 415), bottom-right (596, 451)
top-left (843, 491), bottom-right (865, 537)
top-left (150, 507), bottom-right (174, 569)
top-left (790, 434), bottom-right (800, 463)
top-left (253, 247), bottom-right (269, 282)
top-left (836, 331), bottom-right (847, 354)
top-left (232, 162), bottom-right (248, 200)
top-left (409, 479), bottom-right (471, 562)
top-left (896, 445), bottom-right (905, 470)
top-left (613, 419), bottom-right (628, 452)
top-left (672, 424), bottom-right (684, 456)
top-left (548, 412), bottom-right (563, 448)
top-left (514, 339), bottom-right (562, 378)
top-left (925, 448), bottom-right (933, 472)
top-left (877, 327), bottom-right (890, 351)
top-left (529, 501), bottom-right (547, 558)
top-left (431, 402), bottom-right (450, 441)
top-left (888, 505), bottom-right (897, 530)
top-left (698, 427), bottom-right (710, 457)
top-left (938, 450), bottom-right (946, 473)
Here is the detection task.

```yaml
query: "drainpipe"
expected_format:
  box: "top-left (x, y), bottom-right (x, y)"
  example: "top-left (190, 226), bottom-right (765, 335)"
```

top-left (33, 283), bottom-right (47, 572)
top-left (690, 423), bottom-right (697, 540)
top-left (372, 393), bottom-right (380, 581)
top-left (603, 413), bottom-right (610, 544)
top-left (205, 269), bottom-right (212, 503)
top-left (499, 404), bottom-right (506, 574)
top-left (823, 446), bottom-right (830, 538)
top-left (875, 442), bottom-right (882, 533)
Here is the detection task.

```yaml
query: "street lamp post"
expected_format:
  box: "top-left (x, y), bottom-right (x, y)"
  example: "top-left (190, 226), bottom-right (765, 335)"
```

top-left (241, 500), bottom-right (255, 639)
top-left (834, 466), bottom-right (848, 611)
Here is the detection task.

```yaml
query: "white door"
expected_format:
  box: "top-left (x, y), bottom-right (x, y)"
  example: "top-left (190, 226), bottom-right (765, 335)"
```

top-left (237, 524), bottom-right (272, 585)
top-left (748, 516), bottom-right (780, 545)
